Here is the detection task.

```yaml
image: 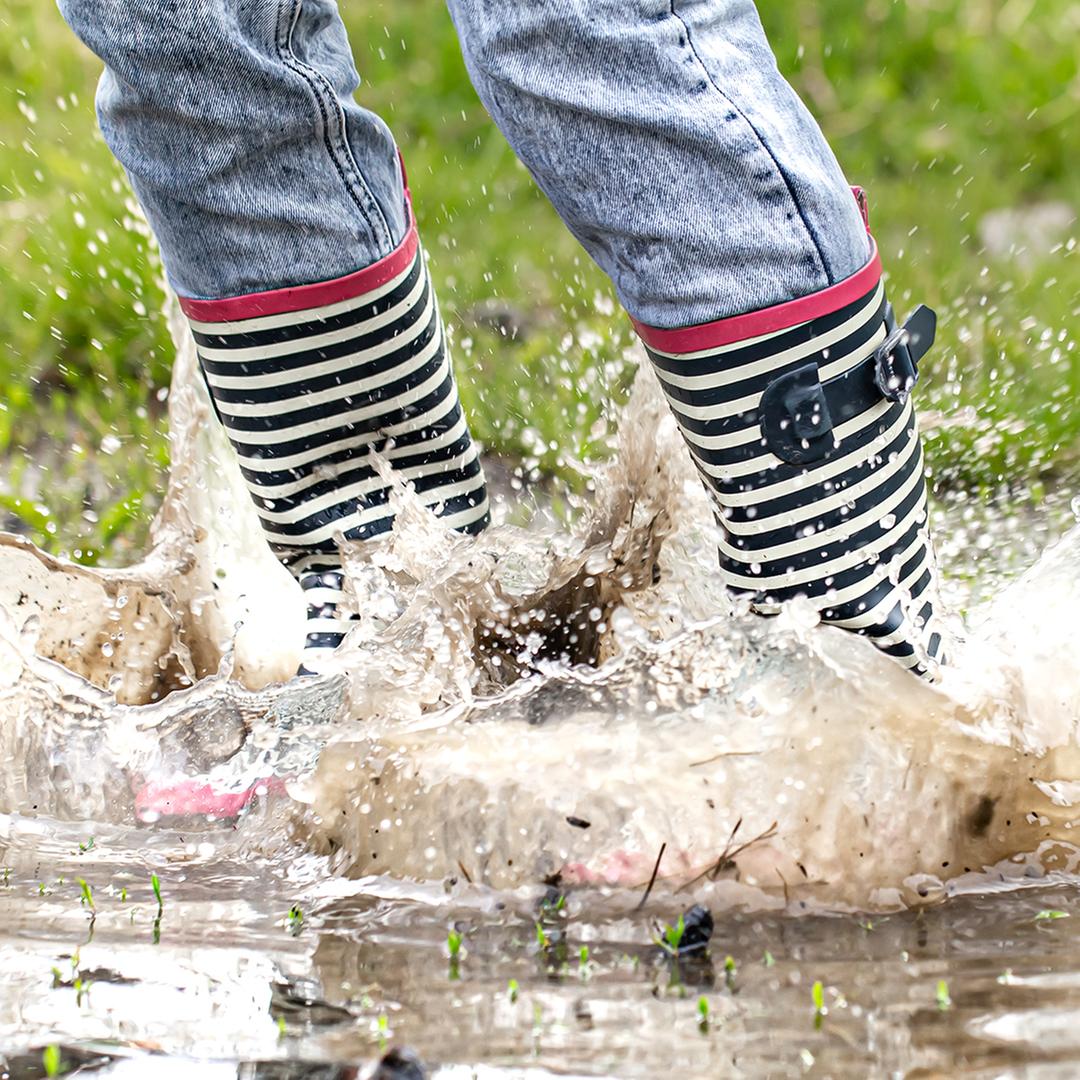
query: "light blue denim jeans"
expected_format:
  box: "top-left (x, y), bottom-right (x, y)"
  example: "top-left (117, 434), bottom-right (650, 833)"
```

top-left (58, 0), bottom-right (871, 328)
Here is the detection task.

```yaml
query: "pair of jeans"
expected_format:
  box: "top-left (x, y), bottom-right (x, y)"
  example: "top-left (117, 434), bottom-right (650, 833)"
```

top-left (57, 0), bottom-right (870, 327)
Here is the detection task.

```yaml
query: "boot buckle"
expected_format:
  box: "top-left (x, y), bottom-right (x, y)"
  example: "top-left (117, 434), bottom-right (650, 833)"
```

top-left (759, 303), bottom-right (937, 467)
top-left (873, 304), bottom-right (936, 403)
top-left (759, 362), bottom-right (835, 466)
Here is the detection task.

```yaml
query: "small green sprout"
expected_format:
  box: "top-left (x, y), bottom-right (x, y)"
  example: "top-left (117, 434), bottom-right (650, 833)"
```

top-left (42, 1044), bottom-right (62, 1077)
top-left (150, 872), bottom-right (163, 944)
top-left (997, 969), bottom-right (1015, 985)
top-left (77, 879), bottom-right (94, 912)
top-left (276, 1015), bottom-right (286, 1038)
top-left (579, 944), bottom-right (589, 970)
top-left (38, 882), bottom-right (47, 896)
top-left (119, 886), bottom-right (127, 903)
top-left (535, 921), bottom-right (550, 949)
top-left (1035, 909), bottom-right (1069, 922)
top-left (287, 905), bottom-right (303, 934)
top-left (447, 928), bottom-right (462, 959)
top-left (812, 980), bottom-right (825, 1028)
top-left (658, 914), bottom-right (685, 955)
top-left (724, 955), bottom-right (737, 990)
top-left (539, 892), bottom-right (566, 915)
top-left (377, 1013), bottom-right (389, 1050)
top-left (762, 950), bottom-right (775, 967)
top-left (936, 979), bottom-right (951, 1010)
top-left (52, 953), bottom-right (91, 1002)
top-left (1, 867), bottom-right (10, 886)
top-left (507, 978), bottom-right (519, 1003)
top-left (78, 837), bottom-right (94, 854)
top-left (697, 994), bottom-right (709, 1032)
top-left (447, 928), bottom-right (463, 980)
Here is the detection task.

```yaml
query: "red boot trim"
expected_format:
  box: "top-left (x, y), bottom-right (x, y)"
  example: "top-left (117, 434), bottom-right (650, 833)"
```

top-left (632, 238), bottom-right (882, 355)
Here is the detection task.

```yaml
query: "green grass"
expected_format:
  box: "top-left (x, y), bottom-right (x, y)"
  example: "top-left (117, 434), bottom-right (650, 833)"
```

top-left (0, 0), bottom-right (1077, 561)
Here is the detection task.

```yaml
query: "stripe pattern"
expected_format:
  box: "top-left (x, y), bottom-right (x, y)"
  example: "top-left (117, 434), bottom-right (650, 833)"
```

top-left (643, 280), bottom-right (945, 677)
top-left (186, 245), bottom-right (490, 671)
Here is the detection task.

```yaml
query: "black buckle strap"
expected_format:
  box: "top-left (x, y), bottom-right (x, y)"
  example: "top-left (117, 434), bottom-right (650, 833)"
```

top-left (760, 303), bottom-right (936, 466)
top-left (873, 303), bottom-right (936, 403)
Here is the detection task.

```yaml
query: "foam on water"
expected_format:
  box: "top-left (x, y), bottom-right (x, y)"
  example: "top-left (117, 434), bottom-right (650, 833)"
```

top-left (1, 301), bottom-right (1078, 912)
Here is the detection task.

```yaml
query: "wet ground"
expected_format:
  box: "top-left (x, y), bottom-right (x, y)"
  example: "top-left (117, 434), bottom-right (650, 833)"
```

top-left (5, 810), bottom-right (1080, 1078)
top-left (3, 497), bottom-right (1080, 1080)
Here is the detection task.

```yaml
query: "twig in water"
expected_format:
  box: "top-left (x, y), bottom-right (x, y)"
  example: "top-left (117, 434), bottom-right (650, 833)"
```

top-left (676, 818), bottom-right (741, 893)
top-left (717, 821), bottom-right (778, 876)
top-left (689, 750), bottom-right (762, 769)
top-left (676, 819), bottom-right (779, 893)
top-left (776, 867), bottom-right (791, 907)
top-left (635, 842), bottom-right (667, 912)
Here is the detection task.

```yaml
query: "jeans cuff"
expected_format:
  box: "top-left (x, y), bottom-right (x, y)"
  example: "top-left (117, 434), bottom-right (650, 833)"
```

top-left (178, 151), bottom-right (416, 322)
top-left (179, 203), bottom-right (418, 323)
top-left (631, 188), bottom-right (880, 353)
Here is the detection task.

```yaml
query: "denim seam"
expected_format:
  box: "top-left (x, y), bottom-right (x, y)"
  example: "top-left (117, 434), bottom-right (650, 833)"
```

top-left (276, 0), bottom-right (393, 258)
top-left (668, 1), bottom-right (833, 288)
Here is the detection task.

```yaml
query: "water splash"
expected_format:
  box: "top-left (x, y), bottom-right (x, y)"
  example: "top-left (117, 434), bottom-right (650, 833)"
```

top-left (1, 300), bottom-right (1078, 912)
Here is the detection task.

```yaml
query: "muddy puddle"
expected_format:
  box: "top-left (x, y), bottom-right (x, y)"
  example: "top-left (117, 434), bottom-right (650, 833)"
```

top-left (2, 299), bottom-right (1080, 1076)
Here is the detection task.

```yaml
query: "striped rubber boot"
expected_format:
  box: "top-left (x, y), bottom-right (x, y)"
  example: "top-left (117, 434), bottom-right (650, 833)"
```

top-left (178, 189), bottom-right (490, 673)
top-left (632, 192), bottom-right (945, 677)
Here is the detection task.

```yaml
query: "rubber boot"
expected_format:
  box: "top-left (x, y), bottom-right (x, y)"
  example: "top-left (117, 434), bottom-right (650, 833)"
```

top-left (631, 190), bottom-right (945, 677)
top-left (178, 169), bottom-right (490, 673)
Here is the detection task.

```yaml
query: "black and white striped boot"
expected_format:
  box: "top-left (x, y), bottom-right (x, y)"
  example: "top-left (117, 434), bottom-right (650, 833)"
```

top-left (179, 188), bottom-right (490, 673)
top-left (632, 192), bottom-right (945, 677)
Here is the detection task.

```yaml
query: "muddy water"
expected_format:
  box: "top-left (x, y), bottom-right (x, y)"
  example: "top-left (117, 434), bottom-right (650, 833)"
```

top-left (6, 811), bottom-right (1080, 1077)
top-left (2, 303), bottom-right (1080, 1076)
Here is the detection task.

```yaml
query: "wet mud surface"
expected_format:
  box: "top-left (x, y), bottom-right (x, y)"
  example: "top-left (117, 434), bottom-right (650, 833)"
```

top-left (6, 812), bottom-right (1080, 1077)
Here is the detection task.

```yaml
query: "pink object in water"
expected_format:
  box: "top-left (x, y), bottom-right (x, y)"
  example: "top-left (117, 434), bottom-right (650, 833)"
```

top-left (134, 776), bottom-right (287, 822)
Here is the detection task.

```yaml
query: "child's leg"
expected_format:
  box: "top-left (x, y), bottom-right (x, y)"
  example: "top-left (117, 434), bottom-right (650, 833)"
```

top-left (447, 0), bottom-right (945, 675)
top-left (59, 0), bottom-right (489, 671)
top-left (58, 0), bottom-right (405, 298)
